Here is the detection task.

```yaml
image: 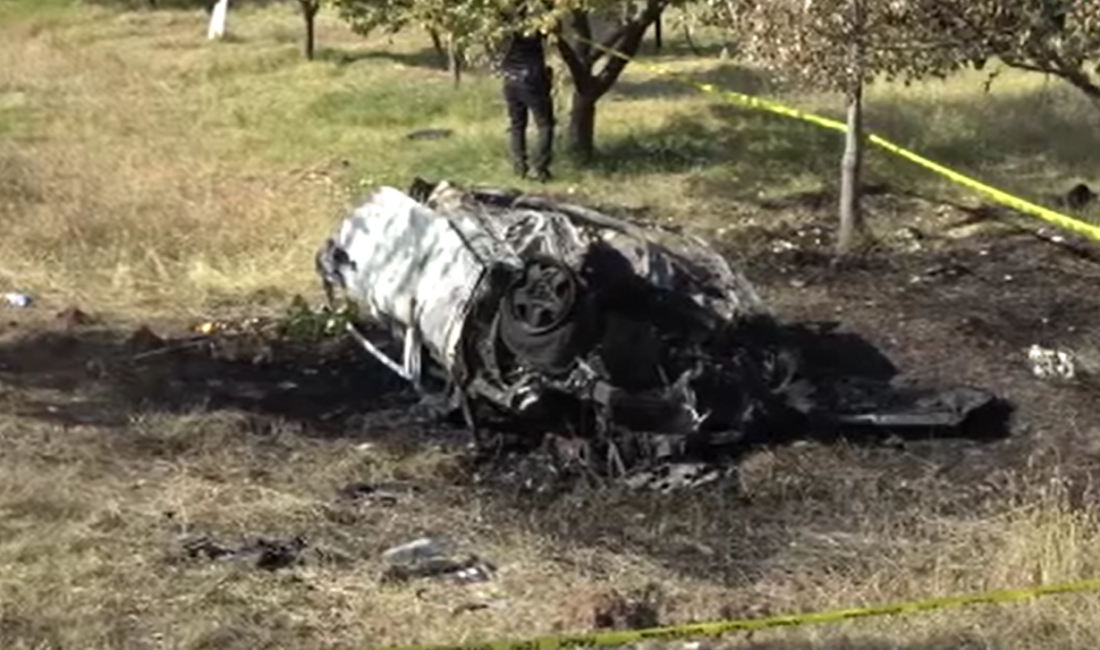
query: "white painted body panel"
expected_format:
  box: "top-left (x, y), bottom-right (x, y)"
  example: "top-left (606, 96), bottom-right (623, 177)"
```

top-left (333, 186), bottom-right (509, 372)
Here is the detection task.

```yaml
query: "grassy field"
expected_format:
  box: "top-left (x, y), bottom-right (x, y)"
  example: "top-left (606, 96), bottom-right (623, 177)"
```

top-left (3, 2), bottom-right (1100, 650)
top-left (2, 0), bottom-right (1098, 314)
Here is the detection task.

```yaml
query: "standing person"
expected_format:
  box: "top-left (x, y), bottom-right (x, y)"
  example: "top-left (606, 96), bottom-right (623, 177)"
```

top-left (496, 7), bottom-right (555, 183)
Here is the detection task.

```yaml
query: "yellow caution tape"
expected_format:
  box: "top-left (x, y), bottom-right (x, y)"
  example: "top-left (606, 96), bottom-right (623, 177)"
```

top-left (375, 576), bottom-right (1100, 650)
top-left (574, 37), bottom-right (1100, 244)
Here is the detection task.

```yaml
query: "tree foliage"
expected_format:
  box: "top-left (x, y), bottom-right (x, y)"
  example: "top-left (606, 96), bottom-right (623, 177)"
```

top-left (895, 0), bottom-right (1100, 104)
top-left (717, 0), bottom-right (1100, 102)
top-left (705, 0), bottom-right (965, 90)
top-left (330, 0), bottom-right (505, 67)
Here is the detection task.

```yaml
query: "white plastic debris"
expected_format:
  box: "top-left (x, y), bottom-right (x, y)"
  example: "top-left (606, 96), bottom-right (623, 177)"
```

top-left (625, 462), bottom-right (725, 492)
top-left (1027, 344), bottom-right (1077, 380)
top-left (381, 537), bottom-right (448, 564)
top-left (770, 239), bottom-right (797, 253)
top-left (3, 292), bottom-right (31, 308)
top-left (453, 564), bottom-right (494, 584)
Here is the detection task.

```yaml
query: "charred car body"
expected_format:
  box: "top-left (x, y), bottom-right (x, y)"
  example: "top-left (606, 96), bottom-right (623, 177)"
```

top-left (316, 179), bottom-right (1002, 469)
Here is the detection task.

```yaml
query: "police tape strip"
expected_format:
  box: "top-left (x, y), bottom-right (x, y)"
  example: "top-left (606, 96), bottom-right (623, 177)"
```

top-left (570, 36), bottom-right (1100, 245)
top-left (375, 576), bottom-right (1100, 650)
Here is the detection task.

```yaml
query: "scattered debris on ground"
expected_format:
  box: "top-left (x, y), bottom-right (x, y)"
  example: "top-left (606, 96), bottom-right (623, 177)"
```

top-left (381, 537), bottom-right (495, 585)
top-left (175, 534), bottom-right (308, 571)
top-left (336, 481), bottom-right (422, 506)
top-left (1028, 344), bottom-right (1078, 381)
top-left (590, 584), bottom-right (665, 631)
top-left (406, 128), bottom-right (454, 141)
top-left (3, 292), bottom-right (31, 308)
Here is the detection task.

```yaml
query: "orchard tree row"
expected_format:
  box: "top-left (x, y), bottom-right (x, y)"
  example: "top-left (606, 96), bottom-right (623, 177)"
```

top-left (320, 0), bottom-right (1098, 252)
top-left (102, 0), bottom-right (1100, 252)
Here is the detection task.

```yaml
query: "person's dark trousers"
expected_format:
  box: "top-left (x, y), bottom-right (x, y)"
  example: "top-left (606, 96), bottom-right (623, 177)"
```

top-left (503, 70), bottom-right (554, 181)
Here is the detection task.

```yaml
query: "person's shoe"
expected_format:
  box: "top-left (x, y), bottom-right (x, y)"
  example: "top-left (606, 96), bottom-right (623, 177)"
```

top-left (532, 169), bottom-right (552, 183)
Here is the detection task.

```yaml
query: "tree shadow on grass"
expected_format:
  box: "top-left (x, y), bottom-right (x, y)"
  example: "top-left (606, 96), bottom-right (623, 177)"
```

top-left (589, 104), bottom-right (841, 191)
top-left (859, 84), bottom-right (1100, 188)
top-left (610, 62), bottom-right (772, 100)
top-left (315, 45), bottom-right (448, 71)
top-left (591, 81), bottom-right (1100, 211)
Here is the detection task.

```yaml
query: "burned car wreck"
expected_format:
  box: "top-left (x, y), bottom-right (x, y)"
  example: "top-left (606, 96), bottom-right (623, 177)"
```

top-left (316, 178), bottom-right (1003, 473)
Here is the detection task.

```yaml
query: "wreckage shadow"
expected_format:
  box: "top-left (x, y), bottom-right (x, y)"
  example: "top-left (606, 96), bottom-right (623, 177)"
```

top-left (776, 322), bottom-right (1014, 445)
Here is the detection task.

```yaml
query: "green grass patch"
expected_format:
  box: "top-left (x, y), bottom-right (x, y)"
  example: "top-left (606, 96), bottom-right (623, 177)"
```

top-left (0, 0), bottom-right (78, 25)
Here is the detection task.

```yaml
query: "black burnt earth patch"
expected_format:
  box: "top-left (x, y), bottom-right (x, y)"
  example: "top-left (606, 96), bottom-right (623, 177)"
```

top-left (0, 320), bottom-right (420, 436)
top-left (2, 208), bottom-right (1100, 595)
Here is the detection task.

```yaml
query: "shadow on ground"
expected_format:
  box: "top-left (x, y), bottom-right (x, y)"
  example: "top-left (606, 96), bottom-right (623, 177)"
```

top-left (316, 45), bottom-right (450, 71)
top-left (611, 62), bottom-right (772, 100)
top-left (591, 81), bottom-right (1100, 210)
top-left (589, 104), bottom-right (844, 183)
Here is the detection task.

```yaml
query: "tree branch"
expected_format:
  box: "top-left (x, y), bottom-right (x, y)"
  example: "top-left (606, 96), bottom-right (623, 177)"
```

top-left (556, 21), bottom-right (592, 92)
top-left (592, 0), bottom-right (667, 96)
top-left (571, 10), bottom-right (593, 65)
top-left (591, 24), bottom-right (628, 64)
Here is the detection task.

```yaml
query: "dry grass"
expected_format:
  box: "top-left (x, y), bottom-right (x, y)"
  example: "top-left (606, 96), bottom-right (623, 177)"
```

top-left (2, 1), bottom-right (1098, 314)
top-left (3, 2), bottom-right (1100, 650)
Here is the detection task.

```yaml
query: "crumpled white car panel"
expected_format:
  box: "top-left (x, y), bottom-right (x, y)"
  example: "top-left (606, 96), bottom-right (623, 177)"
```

top-left (334, 186), bottom-right (511, 374)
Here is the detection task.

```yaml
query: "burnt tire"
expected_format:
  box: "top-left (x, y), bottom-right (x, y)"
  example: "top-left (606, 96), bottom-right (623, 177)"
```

top-left (498, 256), bottom-right (586, 375)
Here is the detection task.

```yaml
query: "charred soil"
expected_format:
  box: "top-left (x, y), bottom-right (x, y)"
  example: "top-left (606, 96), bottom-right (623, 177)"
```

top-left (2, 200), bottom-right (1100, 648)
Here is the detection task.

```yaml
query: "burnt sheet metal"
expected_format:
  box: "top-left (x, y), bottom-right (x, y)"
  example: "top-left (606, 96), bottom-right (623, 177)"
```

top-left (316, 178), bottom-right (1002, 468)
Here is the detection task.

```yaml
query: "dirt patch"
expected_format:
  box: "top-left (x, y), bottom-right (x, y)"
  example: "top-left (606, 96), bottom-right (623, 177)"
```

top-left (735, 205), bottom-right (1100, 475)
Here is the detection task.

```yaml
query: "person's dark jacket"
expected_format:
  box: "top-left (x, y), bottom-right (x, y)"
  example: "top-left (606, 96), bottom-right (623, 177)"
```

top-left (498, 31), bottom-right (549, 83)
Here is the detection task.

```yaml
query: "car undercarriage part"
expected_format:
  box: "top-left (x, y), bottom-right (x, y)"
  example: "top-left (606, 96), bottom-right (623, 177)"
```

top-left (316, 178), bottom-right (1005, 478)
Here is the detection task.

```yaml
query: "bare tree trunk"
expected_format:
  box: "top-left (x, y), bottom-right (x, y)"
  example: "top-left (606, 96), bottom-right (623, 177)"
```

top-left (837, 0), bottom-right (865, 257)
top-left (556, 2), bottom-right (665, 163)
top-left (448, 39), bottom-right (462, 87)
top-left (652, 12), bottom-right (662, 52)
top-left (429, 29), bottom-right (447, 68)
top-left (682, 23), bottom-right (700, 56)
top-left (837, 81), bottom-right (864, 256)
top-left (568, 90), bottom-right (598, 162)
top-left (298, 0), bottom-right (320, 61)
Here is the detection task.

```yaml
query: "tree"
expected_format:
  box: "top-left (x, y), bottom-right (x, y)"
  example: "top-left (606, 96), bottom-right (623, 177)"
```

top-left (331, 0), bottom-right (498, 86)
top-left (297, 0), bottom-right (322, 60)
top-left (331, 0), bottom-right (677, 162)
top-left (548, 1), bottom-right (670, 161)
top-left (705, 0), bottom-right (961, 255)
